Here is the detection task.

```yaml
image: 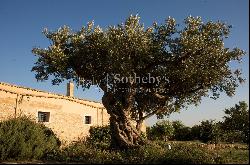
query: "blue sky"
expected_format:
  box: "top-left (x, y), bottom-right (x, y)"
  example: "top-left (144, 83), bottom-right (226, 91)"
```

top-left (0, 0), bottom-right (249, 127)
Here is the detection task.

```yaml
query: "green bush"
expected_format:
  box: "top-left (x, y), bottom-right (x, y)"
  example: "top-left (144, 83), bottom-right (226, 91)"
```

top-left (53, 141), bottom-right (123, 164)
top-left (119, 142), bottom-right (167, 164)
top-left (86, 125), bottom-right (111, 149)
top-left (0, 116), bottom-right (61, 161)
top-left (50, 140), bottom-right (166, 164)
top-left (87, 125), bottom-right (111, 143)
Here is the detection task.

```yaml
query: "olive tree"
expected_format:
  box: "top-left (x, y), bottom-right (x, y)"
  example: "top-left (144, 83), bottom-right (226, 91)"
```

top-left (32, 15), bottom-right (245, 149)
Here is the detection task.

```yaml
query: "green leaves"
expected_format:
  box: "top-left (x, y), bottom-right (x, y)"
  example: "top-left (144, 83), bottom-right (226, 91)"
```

top-left (0, 116), bottom-right (60, 160)
top-left (147, 120), bottom-right (174, 141)
top-left (223, 101), bottom-right (249, 133)
top-left (32, 15), bottom-right (245, 118)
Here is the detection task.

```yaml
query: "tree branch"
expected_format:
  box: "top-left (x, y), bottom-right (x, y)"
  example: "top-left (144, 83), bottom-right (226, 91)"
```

top-left (140, 107), bottom-right (166, 121)
top-left (154, 93), bottom-right (167, 100)
top-left (187, 84), bottom-right (204, 94)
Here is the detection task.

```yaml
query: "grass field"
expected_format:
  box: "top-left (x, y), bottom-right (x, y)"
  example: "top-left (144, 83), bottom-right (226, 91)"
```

top-left (1, 141), bottom-right (248, 164)
top-left (167, 141), bottom-right (249, 164)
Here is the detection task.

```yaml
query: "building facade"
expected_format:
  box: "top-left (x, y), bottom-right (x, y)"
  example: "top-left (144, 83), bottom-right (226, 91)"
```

top-left (0, 81), bottom-right (110, 144)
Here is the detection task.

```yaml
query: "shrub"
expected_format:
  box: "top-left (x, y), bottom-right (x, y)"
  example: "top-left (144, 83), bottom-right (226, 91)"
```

top-left (0, 116), bottom-right (61, 160)
top-left (87, 125), bottom-right (111, 143)
top-left (120, 142), bottom-right (167, 164)
top-left (53, 140), bottom-right (166, 164)
top-left (86, 125), bottom-right (111, 149)
top-left (53, 140), bottom-right (224, 164)
top-left (54, 141), bottom-right (123, 164)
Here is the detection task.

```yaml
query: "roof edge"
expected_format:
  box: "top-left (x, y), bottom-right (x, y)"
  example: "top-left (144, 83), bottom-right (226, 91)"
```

top-left (0, 81), bottom-right (103, 105)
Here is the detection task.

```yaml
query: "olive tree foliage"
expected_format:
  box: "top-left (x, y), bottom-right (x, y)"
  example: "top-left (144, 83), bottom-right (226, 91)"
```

top-left (32, 15), bottom-right (245, 149)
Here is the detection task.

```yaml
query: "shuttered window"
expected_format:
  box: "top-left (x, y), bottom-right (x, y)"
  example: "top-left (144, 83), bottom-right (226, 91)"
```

top-left (85, 116), bottom-right (91, 124)
top-left (38, 112), bottom-right (50, 122)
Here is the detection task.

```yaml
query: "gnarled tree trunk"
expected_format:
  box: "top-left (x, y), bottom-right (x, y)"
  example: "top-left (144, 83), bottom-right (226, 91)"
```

top-left (102, 91), bottom-right (145, 149)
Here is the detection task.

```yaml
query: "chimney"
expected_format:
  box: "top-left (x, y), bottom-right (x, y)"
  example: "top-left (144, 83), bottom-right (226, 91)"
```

top-left (66, 81), bottom-right (74, 97)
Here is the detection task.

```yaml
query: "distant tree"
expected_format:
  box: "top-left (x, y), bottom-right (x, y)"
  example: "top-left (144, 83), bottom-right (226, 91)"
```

top-left (32, 15), bottom-right (245, 149)
top-left (220, 130), bottom-right (245, 143)
top-left (191, 124), bottom-right (201, 140)
top-left (199, 120), bottom-right (221, 143)
top-left (172, 120), bottom-right (185, 130)
top-left (177, 127), bottom-right (193, 141)
top-left (172, 120), bottom-right (191, 141)
top-left (148, 120), bottom-right (174, 141)
top-left (222, 101), bottom-right (249, 143)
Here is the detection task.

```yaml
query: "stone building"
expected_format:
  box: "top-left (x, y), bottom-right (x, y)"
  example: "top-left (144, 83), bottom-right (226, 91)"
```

top-left (0, 81), bottom-right (110, 144)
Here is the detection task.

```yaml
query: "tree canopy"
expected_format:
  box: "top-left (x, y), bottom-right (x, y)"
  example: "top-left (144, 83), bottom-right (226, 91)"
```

top-left (32, 15), bottom-right (246, 149)
top-left (148, 120), bottom-right (174, 141)
top-left (222, 101), bottom-right (249, 142)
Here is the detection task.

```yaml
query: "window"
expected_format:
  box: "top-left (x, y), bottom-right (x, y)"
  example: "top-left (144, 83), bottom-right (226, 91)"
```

top-left (85, 116), bottom-right (91, 124)
top-left (38, 111), bottom-right (50, 122)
